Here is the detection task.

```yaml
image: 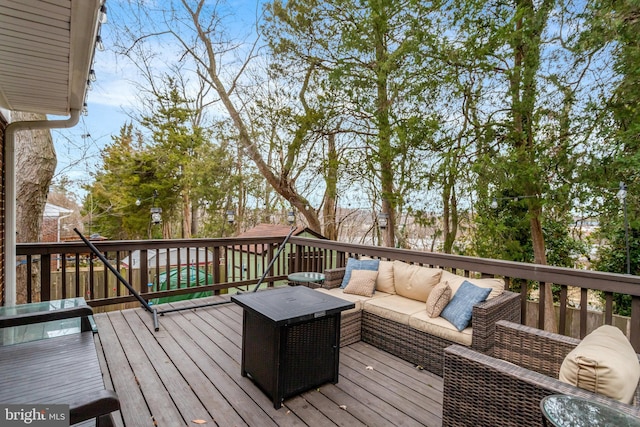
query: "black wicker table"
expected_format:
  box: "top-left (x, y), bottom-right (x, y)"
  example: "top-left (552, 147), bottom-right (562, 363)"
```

top-left (231, 286), bottom-right (354, 409)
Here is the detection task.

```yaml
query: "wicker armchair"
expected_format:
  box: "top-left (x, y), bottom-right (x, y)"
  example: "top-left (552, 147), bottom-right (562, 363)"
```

top-left (442, 320), bottom-right (640, 427)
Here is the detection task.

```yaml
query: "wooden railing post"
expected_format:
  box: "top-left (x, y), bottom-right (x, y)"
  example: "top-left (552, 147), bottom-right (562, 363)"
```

top-left (213, 247), bottom-right (221, 295)
top-left (140, 249), bottom-right (149, 295)
top-left (41, 254), bottom-right (51, 302)
top-left (631, 296), bottom-right (640, 352)
top-left (538, 282), bottom-right (546, 331)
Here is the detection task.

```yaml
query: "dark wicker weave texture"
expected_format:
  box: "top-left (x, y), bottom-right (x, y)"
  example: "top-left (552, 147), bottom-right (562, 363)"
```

top-left (339, 310), bottom-right (362, 347)
top-left (360, 294), bottom-right (521, 376)
top-left (470, 291), bottom-right (522, 353)
top-left (323, 266), bottom-right (521, 376)
top-left (282, 315), bottom-right (338, 396)
top-left (442, 321), bottom-right (640, 427)
top-left (362, 310), bottom-right (453, 375)
top-left (494, 319), bottom-right (580, 377)
top-left (323, 268), bottom-right (346, 289)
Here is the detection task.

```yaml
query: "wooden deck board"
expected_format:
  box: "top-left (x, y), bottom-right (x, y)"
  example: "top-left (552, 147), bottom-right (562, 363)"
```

top-left (94, 297), bottom-right (443, 426)
top-left (122, 309), bottom-right (215, 425)
top-left (108, 311), bottom-right (185, 426)
top-left (93, 332), bottom-right (125, 427)
top-left (93, 312), bottom-right (153, 426)
top-left (132, 310), bottom-right (247, 427)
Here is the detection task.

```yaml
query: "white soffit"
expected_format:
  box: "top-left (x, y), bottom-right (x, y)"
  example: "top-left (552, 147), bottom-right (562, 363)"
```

top-left (0, 0), bottom-right (101, 116)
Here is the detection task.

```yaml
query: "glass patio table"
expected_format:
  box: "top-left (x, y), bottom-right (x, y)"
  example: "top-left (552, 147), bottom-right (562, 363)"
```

top-left (287, 271), bottom-right (325, 288)
top-left (0, 297), bottom-right (96, 345)
top-left (541, 394), bottom-right (640, 427)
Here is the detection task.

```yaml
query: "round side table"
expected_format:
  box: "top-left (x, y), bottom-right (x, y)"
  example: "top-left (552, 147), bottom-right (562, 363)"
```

top-left (540, 394), bottom-right (640, 427)
top-left (287, 272), bottom-right (325, 288)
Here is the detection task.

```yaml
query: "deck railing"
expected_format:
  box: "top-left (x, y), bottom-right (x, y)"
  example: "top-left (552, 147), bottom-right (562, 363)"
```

top-left (15, 235), bottom-right (640, 351)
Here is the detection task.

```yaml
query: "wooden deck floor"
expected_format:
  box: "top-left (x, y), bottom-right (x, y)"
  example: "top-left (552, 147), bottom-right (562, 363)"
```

top-left (94, 296), bottom-right (443, 427)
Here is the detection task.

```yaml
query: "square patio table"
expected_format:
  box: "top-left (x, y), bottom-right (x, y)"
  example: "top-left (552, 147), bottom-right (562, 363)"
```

top-left (231, 286), bottom-right (355, 409)
top-left (0, 297), bottom-right (97, 345)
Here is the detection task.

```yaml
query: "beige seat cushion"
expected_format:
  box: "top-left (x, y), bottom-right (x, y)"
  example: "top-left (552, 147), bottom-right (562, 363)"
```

top-left (392, 261), bottom-right (442, 302)
top-left (363, 295), bottom-right (426, 325)
top-left (315, 287), bottom-right (392, 311)
top-left (439, 270), bottom-right (504, 299)
top-left (343, 269), bottom-right (378, 297)
top-left (409, 311), bottom-right (472, 346)
top-left (559, 325), bottom-right (640, 404)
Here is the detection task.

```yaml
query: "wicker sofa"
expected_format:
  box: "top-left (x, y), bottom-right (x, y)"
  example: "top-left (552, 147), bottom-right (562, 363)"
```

top-left (317, 265), bottom-right (521, 376)
top-left (442, 320), bottom-right (640, 426)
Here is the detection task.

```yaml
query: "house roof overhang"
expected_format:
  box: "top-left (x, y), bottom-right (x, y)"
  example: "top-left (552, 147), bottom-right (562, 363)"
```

top-left (0, 0), bottom-right (102, 116)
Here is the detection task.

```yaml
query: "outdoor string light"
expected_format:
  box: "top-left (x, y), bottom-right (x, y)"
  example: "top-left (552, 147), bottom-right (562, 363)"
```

top-left (99, 4), bottom-right (108, 24)
top-left (95, 35), bottom-right (104, 51)
top-left (378, 212), bottom-right (389, 230)
top-left (136, 191), bottom-right (162, 225)
top-left (150, 190), bottom-right (162, 225)
top-left (226, 210), bottom-right (236, 224)
top-left (287, 211), bottom-right (296, 225)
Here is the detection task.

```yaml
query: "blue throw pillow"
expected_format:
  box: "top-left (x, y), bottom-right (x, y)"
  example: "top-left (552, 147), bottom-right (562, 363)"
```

top-left (340, 258), bottom-right (380, 288)
top-left (440, 280), bottom-right (491, 331)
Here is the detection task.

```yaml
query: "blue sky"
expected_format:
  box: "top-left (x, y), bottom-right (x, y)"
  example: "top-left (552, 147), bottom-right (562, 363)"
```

top-left (51, 35), bottom-right (137, 197)
top-left (51, 0), bottom-right (265, 200)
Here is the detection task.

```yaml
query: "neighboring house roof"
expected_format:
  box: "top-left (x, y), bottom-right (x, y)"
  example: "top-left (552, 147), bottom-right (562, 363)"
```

top-left (237, 223), bottom-right (324, 239)
top-left (0, 0), bottom-right (102, 115)
top-left (43, 203), bottom-right (74, 218)
top-left (234, 223), bottom-right (326, 254)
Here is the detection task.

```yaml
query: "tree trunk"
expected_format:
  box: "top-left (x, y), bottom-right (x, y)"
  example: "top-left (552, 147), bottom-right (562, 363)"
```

top-left (14, 111), bottom-right (56, 303)
top-left (323, 132), bottom-right (339, 240)
top-left (184, 3), bottom-right (322, 234)
top-left (191, 202), bottom-right (199, 236)
top-left (373, 2), bottom-right (396, 247)
top-left (442, 171), bottom-right (458, 254)
top-left (510, 0), bottom-right (557, 332)
top-left (182, 191), bottom-right (191, 238)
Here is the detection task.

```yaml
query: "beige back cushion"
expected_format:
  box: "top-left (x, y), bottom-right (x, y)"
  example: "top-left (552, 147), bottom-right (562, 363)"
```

top-left (392, 260), bottom-right (443, 302)
top-left (376, 260), bottom-right (396, 294)
top-left (439, 270), bottom-right (504, 300)
top-left (559, 325), bottom-right (640, 404)
top-left (360, 257), bottom-right (396, 294)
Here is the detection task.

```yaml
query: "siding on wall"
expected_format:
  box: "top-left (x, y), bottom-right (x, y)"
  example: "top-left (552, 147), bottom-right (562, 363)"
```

top-left (0, 113), bottom-right (6, 306)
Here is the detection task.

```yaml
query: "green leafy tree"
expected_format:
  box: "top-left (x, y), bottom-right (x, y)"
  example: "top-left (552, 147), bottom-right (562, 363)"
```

top-left (266, 0), bottom-right (443, 245)
top-left (140, 77), bottom-right (200, 238)
top-left (83, 124), bottom-right (153, 239)
top-left (84, 111), bottom-right (239, 239)
top-left (581, 0), bottom-right (640, 269)
top-left (137, 1), bottom-right (327, 232)
top-left (443, 0), bottom-right (609, 331)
